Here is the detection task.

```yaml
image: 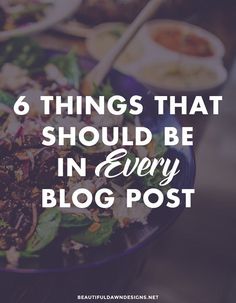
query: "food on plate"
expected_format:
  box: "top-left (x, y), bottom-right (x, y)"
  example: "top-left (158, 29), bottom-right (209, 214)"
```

top-left (152, 27), bottom-right (213, 57)
top-left (143, 20), bottom-right (225, 61)
top-left (0, 0), bottom-right (52, 31)
top-left (0, 38), bottom-right (167, 268)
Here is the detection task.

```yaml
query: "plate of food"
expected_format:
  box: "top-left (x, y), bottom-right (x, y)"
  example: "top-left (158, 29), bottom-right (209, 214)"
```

top-left (140, 20), bottom-right (225, 62)
top-left (0, 0), bottom-right (82, 41)
top-left (0, 38), bottom-right (195, 273)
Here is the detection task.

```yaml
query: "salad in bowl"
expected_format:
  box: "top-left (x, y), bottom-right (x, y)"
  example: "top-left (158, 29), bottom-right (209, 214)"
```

top-left (0, 38), bottom-right (195, 271)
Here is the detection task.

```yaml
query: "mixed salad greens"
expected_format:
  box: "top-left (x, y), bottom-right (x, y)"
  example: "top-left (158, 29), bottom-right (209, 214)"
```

top-left (0, 38), bottom-right (167, 268)
top-left (0, 0), bottom-right (52, 31)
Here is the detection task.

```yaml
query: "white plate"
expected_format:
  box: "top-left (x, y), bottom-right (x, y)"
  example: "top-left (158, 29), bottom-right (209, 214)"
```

top-left (0, 0), bottom-right (82, 41)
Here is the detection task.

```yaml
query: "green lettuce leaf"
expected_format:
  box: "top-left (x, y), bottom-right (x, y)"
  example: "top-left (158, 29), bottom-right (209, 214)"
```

top-left (0, 91), bottom-right (15, 107)
top-left (71, 218), bottom-right (117, 247)
top-left (50, 51), bottom-right (81, 88)
top-left (61, 213), bottom-right (91, 228)
top-left (26, 208), bottom-right (61, 253)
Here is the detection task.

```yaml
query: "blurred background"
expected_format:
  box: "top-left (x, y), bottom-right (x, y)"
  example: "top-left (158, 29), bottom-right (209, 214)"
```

top-left (0, 0), bottom-right (235, 302)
